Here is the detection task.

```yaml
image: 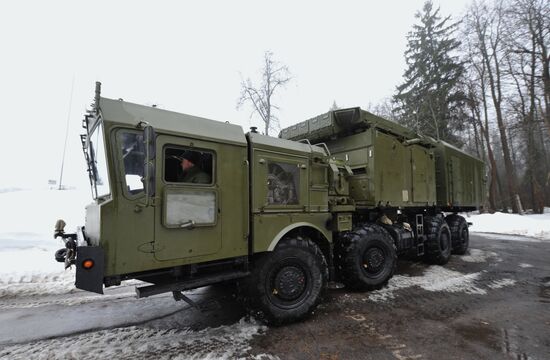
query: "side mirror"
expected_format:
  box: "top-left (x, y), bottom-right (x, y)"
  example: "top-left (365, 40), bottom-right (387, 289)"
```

top-left (143, 125), bottom-right (156, 204)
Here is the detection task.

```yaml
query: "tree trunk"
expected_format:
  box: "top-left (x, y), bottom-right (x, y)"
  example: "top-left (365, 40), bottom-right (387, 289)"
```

top-left (478, 14), bottom-right (521, 212)
top-left (533, 5), bottom-right (550, 139)
top-left (527, 32), bottom-right (543, 213)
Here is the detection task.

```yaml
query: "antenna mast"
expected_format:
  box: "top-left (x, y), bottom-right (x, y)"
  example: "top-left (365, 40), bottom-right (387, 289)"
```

top-left (58, 76), bottom-right (75, 190)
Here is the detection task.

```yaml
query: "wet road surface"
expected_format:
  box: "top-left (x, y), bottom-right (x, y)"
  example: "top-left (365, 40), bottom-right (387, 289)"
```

top-left (0, 234), bottom-right (549, 359)
top-left (248, 234), bottom-right (550, 359)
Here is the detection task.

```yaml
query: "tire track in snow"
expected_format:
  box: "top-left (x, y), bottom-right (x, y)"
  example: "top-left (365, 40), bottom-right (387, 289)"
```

top-left (0, 318), bottom-right (267, 360)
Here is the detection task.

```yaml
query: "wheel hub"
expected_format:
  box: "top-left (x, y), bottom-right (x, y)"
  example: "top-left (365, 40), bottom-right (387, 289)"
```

top-left (363, 247), bottom-right (385, 274)
top-left (273, 265), bottom-right (306, 301)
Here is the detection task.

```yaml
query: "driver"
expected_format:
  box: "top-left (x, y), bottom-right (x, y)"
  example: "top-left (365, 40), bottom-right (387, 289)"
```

top-left (178, 151), bottom-right (211, 184)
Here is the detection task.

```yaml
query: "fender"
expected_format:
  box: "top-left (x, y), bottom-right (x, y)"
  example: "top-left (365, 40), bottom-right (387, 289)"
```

top-left (267, 222), bottom-right (330, 251)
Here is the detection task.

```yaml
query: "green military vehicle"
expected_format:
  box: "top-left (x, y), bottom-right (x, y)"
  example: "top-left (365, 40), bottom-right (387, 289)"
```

top-left (55, 83), bottom-right (484, 324)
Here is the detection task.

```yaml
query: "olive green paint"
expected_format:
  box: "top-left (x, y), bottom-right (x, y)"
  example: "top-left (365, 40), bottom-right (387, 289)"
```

top-left (252, 213), bottom-right (332, 253)
top-left (86, 98), bottom-right (250, 277)
top-left (280, 107), bottom-right (483, 209)
top-left (433, 142), bottom-right (485, 207)
top-left (85, 97), bottom-right (337, 278)
top-left (82, 99), bottom-right (482, 281)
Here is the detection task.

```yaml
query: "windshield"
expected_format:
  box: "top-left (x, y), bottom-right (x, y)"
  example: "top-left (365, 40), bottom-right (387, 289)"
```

top-left (89, 121), bottom-right (110, 198)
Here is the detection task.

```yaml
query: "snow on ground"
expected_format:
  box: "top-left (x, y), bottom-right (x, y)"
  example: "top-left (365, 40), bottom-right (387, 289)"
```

top-left (0, 270), bottom-right (76, 298)
top-left (0, 187), bottom-right (90, 251)
top-left (366, 257), bottom-right (519, 303)
top-left (466, 210), bottom-right (550, 241)
top-left (487, 279), bottom-right (516, 289)
top-left (0, 187), bottom-right (90, 292)
top-left (470, 232), bottom-right (544, 242)
top-left (367, 266), bottom-right (488, 303)
top-left (0, 317), bottom-right (268, 360)
top-left (364, 247), bottom-right (516, 303)
top-left (460, 248), bottom-right (501, 263)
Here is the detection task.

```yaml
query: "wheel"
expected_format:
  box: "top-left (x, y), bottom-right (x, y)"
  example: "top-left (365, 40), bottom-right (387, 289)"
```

top-left (242, 237), bottom-right (328, 325)
top-left (446, 214), bottom-right (469, 255)
top-left (335, 223), bottom-right (397, 291)
top-left (423, 215), bottom-right (452, 265)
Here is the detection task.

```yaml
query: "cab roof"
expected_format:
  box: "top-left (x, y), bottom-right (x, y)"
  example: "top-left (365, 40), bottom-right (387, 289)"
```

top-left (247, 131), bottom-right (327, 156)
top-left (99, 97), bottom-right (247, 147)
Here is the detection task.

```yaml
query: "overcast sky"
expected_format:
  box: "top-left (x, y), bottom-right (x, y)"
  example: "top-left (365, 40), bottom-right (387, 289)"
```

top-left (0, 0), bottom-right (471, 190)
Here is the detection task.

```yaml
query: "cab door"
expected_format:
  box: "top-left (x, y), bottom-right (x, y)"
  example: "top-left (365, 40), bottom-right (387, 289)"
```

top-left (112, 128), bottom-right (156, 274)
top-left (153, 135), bottom-right (222, 261)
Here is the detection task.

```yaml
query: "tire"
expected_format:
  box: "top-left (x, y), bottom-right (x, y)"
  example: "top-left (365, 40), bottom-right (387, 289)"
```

top-left (446, 214), bottom-right (469, 255)
top-left (423, 215), bottom-right (452, 265)
top-left (55, 248), bottom-right (67, 263)
top-left (335, 223), bottom-right (397, 291)
top-left (242, 237), bottom-right (328, 325)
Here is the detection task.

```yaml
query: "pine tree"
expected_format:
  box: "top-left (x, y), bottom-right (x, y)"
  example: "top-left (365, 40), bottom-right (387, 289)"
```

top-left (393, 1), bottom-right (465, 144)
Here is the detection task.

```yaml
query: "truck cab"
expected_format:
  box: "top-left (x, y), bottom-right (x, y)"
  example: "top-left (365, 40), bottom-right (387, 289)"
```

top-left (57, 83), bottom-right (335, 324)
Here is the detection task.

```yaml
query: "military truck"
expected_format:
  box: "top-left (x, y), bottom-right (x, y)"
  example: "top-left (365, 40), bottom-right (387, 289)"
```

top-left (54, 83), bottom-right (484, 324)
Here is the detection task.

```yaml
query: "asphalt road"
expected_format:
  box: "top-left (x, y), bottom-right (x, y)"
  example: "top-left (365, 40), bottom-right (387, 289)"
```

top-left (0, 234), bottom-right (549, 359)
top-left (248, 234), bottom-right (550, 359)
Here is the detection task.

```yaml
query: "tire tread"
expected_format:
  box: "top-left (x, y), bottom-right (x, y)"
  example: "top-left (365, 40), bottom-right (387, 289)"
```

top-left (335, 223), bottom-right (397, 291)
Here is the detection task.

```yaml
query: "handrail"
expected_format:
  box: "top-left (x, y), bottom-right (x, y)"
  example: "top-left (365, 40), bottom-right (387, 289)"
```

top-left (298, 138), bottom-right (331, 157)
top-left (298, 138), bottom-right (313, 153)
top-left (313, 142), bottom-right (331, 156)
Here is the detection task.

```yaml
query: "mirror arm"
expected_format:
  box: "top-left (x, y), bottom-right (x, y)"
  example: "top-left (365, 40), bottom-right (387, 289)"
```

top-left (137, 120), bottom-right (150, 129)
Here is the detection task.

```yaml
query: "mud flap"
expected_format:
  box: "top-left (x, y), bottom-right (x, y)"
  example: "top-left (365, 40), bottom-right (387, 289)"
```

top-left (76, 246), bottom-right (104, 294)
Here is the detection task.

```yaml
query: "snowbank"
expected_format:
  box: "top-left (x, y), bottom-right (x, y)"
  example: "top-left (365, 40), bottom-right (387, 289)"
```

top-left (0, 187), bottom-right (90, 285)
top-left (466, 211), bottom-right (550, 241)
top-left (0, 317), bottom-right (268, 360)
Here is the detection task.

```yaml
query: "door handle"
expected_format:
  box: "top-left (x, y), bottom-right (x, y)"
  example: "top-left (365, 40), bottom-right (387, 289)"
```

top-left (180, 220), bottom-right (195, 229)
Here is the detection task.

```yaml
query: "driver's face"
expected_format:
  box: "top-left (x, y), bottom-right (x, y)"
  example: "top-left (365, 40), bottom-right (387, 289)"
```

top-left (181, 158), bottom-right (193, 171)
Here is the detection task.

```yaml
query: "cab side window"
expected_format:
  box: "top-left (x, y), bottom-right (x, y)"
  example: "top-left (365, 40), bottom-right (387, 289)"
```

top-left (162, 146), bottom-right (217, 228)
top-left (164, 147), bottom-right (214, 185)
top-left (118, 131), bottom-right (145, 194)
top-left (267, 161), bottom-right (299, 205)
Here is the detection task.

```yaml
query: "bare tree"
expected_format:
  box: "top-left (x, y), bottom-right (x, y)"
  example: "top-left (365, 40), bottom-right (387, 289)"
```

top-left (466, 0), bottom-right (523, 213)
top-left (368, 97), bottom-right (399, 122)
top-left (520, 0), bottom-right (550, 139)
top-left (504, 0), bottom-right (549, 212)
top-left (464, 60), bottom-right (500, 211)
top-left (237, 51), bottom-right (292, 136)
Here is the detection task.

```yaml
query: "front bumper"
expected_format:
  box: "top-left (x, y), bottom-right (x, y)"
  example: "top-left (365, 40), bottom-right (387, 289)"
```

top-left (53, 221), bottom-right (105, 294)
